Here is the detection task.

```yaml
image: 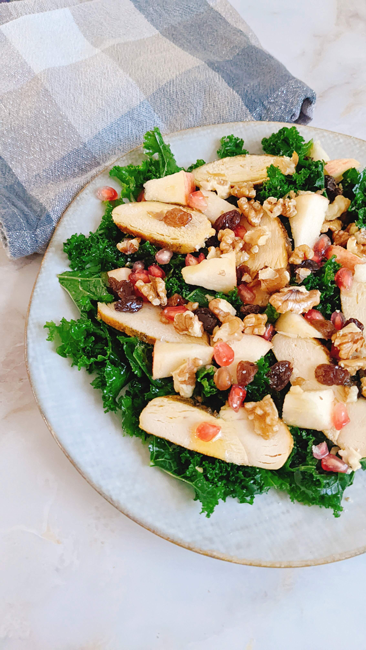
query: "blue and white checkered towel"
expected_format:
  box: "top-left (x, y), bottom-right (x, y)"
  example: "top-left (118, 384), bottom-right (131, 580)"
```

top-left (0, 0), bottom-right (316, 259)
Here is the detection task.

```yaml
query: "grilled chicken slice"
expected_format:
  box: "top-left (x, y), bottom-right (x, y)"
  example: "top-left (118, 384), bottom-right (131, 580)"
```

top-left (291, 194), bottom-right (329, 249)
top-left (193, 154), bottom-right (297, 199)
top-left (140, 396), bottom-right (293, 469)
top-left (244, 214), bottom-right (290, 274)
top-left (152, 341), bottom-right (214, 379)
top-left (112, 201), bottom-right (214, 253)
top-left (97, 302), bottom-right (209, 345)
top-left (181, 251), bottom-right (236, 293)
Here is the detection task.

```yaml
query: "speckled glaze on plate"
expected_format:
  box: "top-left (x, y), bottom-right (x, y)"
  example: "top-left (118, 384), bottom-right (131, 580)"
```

top-left (26, 122), bottom-right (366, 567)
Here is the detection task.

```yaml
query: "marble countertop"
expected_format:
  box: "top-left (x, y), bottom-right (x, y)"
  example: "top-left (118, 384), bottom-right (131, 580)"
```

top-left (2, 1), bottom-right (366, 648)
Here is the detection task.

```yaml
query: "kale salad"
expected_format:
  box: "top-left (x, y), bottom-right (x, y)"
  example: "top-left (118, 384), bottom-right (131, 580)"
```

top-left (46, 126), bottom-right (366, 517)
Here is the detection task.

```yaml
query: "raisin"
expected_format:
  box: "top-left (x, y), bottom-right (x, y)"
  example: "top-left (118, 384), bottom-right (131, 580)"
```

top-left (344, 318), bottom-right (364, 331)
top-left (298, 259), bottom-right (320, 272)
top-left (267, 361), bottom-right (293, 391)
top-left (325, 175), bottom-right (343, 203)
top-left (108, 278), bottom-right (135, 299)
top-left (195, 308), bottom-right (220, 334)
top-left (310, 319), bottom-right (336, 339)
top-left (205, 235), bottom-right (219, 248)
top-left (115, 296), bottom-right (143, 312)
top-left (237, 360), bottom-right (258, 387)
top-left (240, 304), bottom-right (264, 316)
top-left (163, 207), bottom-right (192, 227)
top-left (214, 367), bottom-right (232, 391)
top-left (315, 364), bottom-right (351, 386)
top-left (213, 210), bottom-right (241, 232)
top-left (167, 293), bottom-right (187, 307)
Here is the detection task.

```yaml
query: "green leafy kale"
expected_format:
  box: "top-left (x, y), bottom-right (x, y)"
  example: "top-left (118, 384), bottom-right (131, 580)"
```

top-left (262, 126), bottom-right (312, 158)
top-left (302, 256), bottom-right (341, 318)
top-left (57, 270), bottom-right (113, 312)
top-left (341, 168), bottom-right (366, 228)
top-left (264, 303), bottom-right (280, 324)
top-left (217, 135), bottom-right (248, 159)
top-left (245, 355), bottom-right (271, 402)
top-left (186, 159), bottom-right (206, 172)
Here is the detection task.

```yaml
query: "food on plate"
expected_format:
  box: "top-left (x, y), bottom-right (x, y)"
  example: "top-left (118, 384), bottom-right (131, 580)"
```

top-left (47, 126), bottom-right (366, 517)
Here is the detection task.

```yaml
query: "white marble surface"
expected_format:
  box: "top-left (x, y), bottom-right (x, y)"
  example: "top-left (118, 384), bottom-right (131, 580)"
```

top-left (1, 1), bottom-right (366, 648)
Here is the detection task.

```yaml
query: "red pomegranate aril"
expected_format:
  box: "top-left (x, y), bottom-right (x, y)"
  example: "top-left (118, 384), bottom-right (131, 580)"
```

top-left (148, 264), bottom-right (165, 279)
top-left (187, 191), bottom-right (208, 211)
top-left (132, 260), bottom-right (145, 272)
top-left (262, 324), bottom-right (275, 341)
top-left (155, 248), bottom-right (173, 265)
top-left (304, 309), bottom-right (325, 322)
top-left (330, 344), bottom-right (340, 360)
top-left (312, 441), bottom-right (329, 460)
top-left (321, 454), bottom-right (349, 473)
top-left (313, 234), bottom-right (331, 257)
top-left (331, 310), bottom-right (346, 330)
top-left (197, 252), bottom-right (206, 263)
top-left (332, 402), bottom-right (350, 430)
top-left (185, 254), bottom-right (199, 266)
top-left (228, 385), bottom-right (247, 412)
top-left (129, 270), bottom-right (150, 284)
top-left (214, 367), bottom-right (232, 391)
top-left (137, 190), bottom-right (145, 202)
top-left (335, 267), bottom-right (353, 290)
top-left (96, 186), bottom-right (118, 201)
top-left (196, 422), bottom-right (221, 442)
top-left (238, 284), bottom-right (256, 304)
top-left (162, 306), bottom-right (188, 321)
top-left (213, 341), bottom-right (235, 367)
top-left (234, 225), bottom-right (247, 239)
top-left (312, 252), bottom-right (323, 264)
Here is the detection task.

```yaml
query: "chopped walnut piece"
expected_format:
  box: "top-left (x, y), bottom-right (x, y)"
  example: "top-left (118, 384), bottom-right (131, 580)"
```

top-left (258, 267), bottom-right (290, 293)
top-left (269, 285), bottom-right (321, 314)
top-left (212, 317), bottom-right (244, 343)
top-left (244, 395), bottom-right (280, 439)
top-left (244, 227), bottom-right (270, 253)
top-left (186, 301), bottom-right (199, 311)
top-left (263, 197), bottom-right (297, 219)
top-left (333, 230), bottom-right (351, 247)
top-left (117, 237), bottom-right (141, 254)
top-left (294, 267), bottom-right (312, 283)
top-left (209, 298), bottom-right (236, 323)
top-left (135, 276), bottom-right (167, 307)
top-left (339, 358), bottom-right (366, 375)
top-left (173, 311), bottom-right (204, 337)
top-left (231, 182), bottom-right (256, 199)
top-left (361, 377), bottom-right (366, 398)
top-left (289, 245), bottom-right (314, 265)
top-left (347, 229), bottom-right (366, 258)
top-left (242, 313), bottom-right (267, 335)
top-left (339, 447), bottom-right (362, 471)
top-left (238, 198), bottom-right (264, 226)
top-left (218, 228), bottom-right (236, 253)
top-left (172, 358), bottom-right (202, 398)
top-left (331, 323), bottom-right (366, 360)
top-left (324, 195), bottom-right (351, 221)
top-left (321, 219), bottom-right (343, 234)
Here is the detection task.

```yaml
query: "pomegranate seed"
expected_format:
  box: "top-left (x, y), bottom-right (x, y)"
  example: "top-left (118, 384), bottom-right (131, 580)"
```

top-left (155, 249), bottom-right (173, 265)
top-left (187, 191), bottom-right (208, 211)
top-left (96, 186), bottom-right (118, 201)
top-left (214, 367), bottom-right (232, 391)
top-left (238, 284), bottom-right (256, 304)
top-left (196, 422), bottom-right (221, 442)
top-left (213, 342), bottom-right (235, 367)
top-left (332, 402), bottom-right (350, 430)
top-left (162, 306), bottom-right (188, 322)
top-left (312, 441), bottom-right (329, 460)
top-left (185, 254), bottom-right (199, 266)
top-left (132, 261), bottom-right (145, 271)
top-left (148, 264), bottom-right (165, 279)
top-left (330, 344), bottom-right (340, 360)
top-left (129, 270), bottom-right (150, 284)
top-left (312, 252), bottom-right (323, 264)
top-left (228, 384), bottom-right (247, 411)
top-left (137, 190), bottom-right (145, 202)
top-left (262, 323), bottom-right (275, 341)
top-left (304, 309), bottom-right (325, 322)
top-left (335, 267), bottom-right (353, 290)
top-left (197, 252), bottom-right (205, 263)
top-left (331, 311), bottom-right (346, 330)
top-left (321, 454), bottom-right (349, 473)
top-left (234, 225), bottom-right (247, 239)
top-left (326, 245), bottom-right (362, 271)
top-left (313, 234), bottom-right (331, 257)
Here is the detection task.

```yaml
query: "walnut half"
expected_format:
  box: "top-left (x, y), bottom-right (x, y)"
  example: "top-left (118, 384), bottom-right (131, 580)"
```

top-left (172, 358), bottom-right (202, 398)
top-left (173, 311), bottom-right (204, 338)
top-left (269, 286), bottom-right (321, 314)
top-left (117, 237), bottom-right (141, 254)
top-left (135, 276), bottom-right (167, 307)
top-left (242, 313), bottom-right (267, 336)
top-left (244, 395), bottom-right (280, 439)
top-left (331, 323), bottom-right (366, 360)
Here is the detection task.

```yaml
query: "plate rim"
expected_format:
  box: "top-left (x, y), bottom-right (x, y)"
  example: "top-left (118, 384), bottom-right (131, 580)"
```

top-left (25, 120), bottom-right (366, 568)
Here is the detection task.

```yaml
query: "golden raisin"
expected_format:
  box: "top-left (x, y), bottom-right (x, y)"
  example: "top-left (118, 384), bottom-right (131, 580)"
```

top-left (163, 208), bottom-right (192, 227)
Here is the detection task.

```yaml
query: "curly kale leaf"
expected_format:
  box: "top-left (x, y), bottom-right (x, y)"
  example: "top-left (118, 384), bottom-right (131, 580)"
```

top-left (143, 127), bottom-right (181, 178)
top-left (342, 168), bottom-right (366, 228)
top-left (186, 159), bottom-right (206, 172)
top-left (256, 165), bottom-right (293, 201)
top-left (262, 126), bottom-right (312, 158)
top-left (217, 135), bottom-right (248, 159)
top-left (57, 270), bottom-right (113, 312)
top-left (264, 303), bottom-right (280, 324)
top-left (302, 256), bottom-right (341, 318)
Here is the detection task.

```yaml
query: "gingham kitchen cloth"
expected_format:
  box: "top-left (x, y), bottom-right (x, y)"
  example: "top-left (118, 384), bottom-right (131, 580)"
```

top-left (0, 0), bottom-right (316, 259)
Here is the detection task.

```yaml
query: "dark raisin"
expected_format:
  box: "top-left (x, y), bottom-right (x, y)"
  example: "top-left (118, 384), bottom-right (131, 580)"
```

top-left (325, 175), bottom-right (343, 203)
top-left (205, 235), bottom-right (219, 248)
top-left (237, 360), bottom-right (258, 387)
top-left (195, 308), bottom-right (220, 334)
top-left (298, 259), bottom-right (320, 272)
top-left (108, 278), bottom-right (136, 300)
top-left (213, 210), bottom-right (241, 232)
top-left (315, 364), bottom-right (351, 386)
top-left (240, 304), bottom-right (264, 316)
top-left (167, 293), bottom-right (187, 307)
top-left (267, 361), bottom-right (293, 391)
top-left (236, 263), bottom-right (252, 284)
top-left (115, 296), bottom-right (143, 312)
top-left (310, 319), bottom-right (336, 339)
top-left (344, 318), bottom-right (364, 331)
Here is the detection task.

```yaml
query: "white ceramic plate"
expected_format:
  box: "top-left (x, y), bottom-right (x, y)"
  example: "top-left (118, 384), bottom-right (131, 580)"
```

top-left (26, 121), bottom-right (366, 567)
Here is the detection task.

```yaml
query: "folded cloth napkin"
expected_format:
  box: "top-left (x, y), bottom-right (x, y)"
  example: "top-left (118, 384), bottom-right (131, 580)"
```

top-left (0, 0), bottom-right (316, 259)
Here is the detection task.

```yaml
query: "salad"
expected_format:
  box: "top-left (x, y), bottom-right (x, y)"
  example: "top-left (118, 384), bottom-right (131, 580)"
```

top-left (46, 126), bottom-right (366, 517)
